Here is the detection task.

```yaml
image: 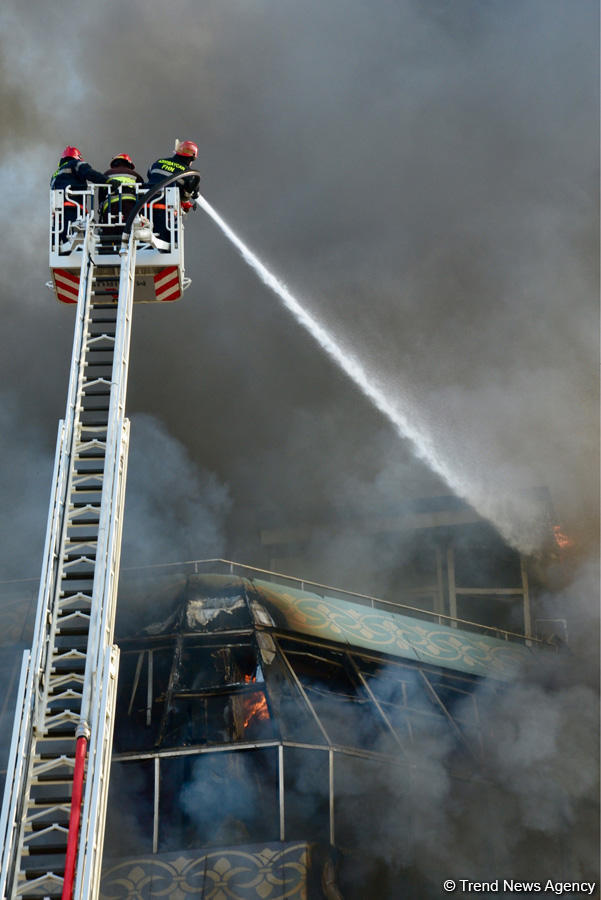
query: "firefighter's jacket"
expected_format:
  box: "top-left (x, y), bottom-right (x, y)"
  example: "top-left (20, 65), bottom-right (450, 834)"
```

top-left (50, 158), bottom-right (106, 192)
top-left (102, 165), bottom-right (145, 214)
top-left (146, 154), bottom-right (200, 200)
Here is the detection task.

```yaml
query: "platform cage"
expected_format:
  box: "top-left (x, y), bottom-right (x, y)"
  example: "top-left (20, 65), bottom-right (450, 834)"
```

top-left (49, 184), bottom-right (190, 303)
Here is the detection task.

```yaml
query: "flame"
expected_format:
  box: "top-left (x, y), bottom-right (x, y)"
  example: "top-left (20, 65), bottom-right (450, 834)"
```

top-left (243, 673), bottom-right (256, 683)
top-left (242, 692), bottom-right (269, 729)
top-left (553, 525), bottom-right (574, 550)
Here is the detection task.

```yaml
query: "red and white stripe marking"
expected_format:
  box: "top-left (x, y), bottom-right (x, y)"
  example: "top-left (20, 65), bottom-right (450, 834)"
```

top-left (53, 269), bottom-right (80, 304)
top-left (154, 266), bottom-right (181, 302)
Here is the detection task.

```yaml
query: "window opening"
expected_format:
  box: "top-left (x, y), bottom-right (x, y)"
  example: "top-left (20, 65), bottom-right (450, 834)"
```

top-left (281, 642), bottom-right (392, 751)
top-left (157, 639), bottom-right (275, 748)
top-left (158, 748), bottom-right (279, 852)
top-left (354, 656), bottom-right (449, 745)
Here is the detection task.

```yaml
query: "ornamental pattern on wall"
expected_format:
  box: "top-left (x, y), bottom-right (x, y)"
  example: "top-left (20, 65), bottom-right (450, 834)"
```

top-left (100, 843), bottom-right (310, 900)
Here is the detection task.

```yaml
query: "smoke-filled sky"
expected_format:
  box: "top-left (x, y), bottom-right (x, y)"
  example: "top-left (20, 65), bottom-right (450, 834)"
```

top-left (0, 5), bottom-right (598, 892)
top-left (0, 0), bottom-right (598, 579)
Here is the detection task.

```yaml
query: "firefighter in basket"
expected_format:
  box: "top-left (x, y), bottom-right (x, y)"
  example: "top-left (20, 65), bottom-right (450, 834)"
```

top-left (145, 139), bottom-right (200, 244)
top-left (50, 146), bottom-right (106, 252)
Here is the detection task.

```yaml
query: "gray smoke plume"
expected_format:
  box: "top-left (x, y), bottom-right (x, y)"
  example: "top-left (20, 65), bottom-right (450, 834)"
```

top-left (0, 0), bottom-right (597, 556)
top-left (122, 413), bottom-right (230, 568)
top-left (0, 0), bottom-right (597, 889)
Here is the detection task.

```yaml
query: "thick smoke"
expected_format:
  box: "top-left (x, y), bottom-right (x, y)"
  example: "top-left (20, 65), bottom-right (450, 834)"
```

top-left (0, 0), bottom-right (596, 558)
top-left (142, 560), bottom-right (597, 896)
top-left (358, 563), bottom-right (600, 892)
top-left (0, 393), bottom-right (54, 582)
top-left (0, 0), bottom-right (597, 890)
top-left (121, 413), bottom-right (230, 568)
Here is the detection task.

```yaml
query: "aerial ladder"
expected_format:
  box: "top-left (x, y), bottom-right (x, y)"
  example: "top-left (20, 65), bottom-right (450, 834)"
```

top-left (0, 172), bottom-right (195, 899)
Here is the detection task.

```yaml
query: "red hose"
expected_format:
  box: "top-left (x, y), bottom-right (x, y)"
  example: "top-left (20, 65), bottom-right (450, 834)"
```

top-left (61, 735), bottom-right (88, 900)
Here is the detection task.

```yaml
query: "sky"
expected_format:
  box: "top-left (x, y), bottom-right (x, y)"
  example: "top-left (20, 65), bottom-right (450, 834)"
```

top-left (0, 0), bottom-right (597, 575)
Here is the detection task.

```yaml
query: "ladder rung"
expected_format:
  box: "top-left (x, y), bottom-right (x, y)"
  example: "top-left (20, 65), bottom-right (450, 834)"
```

top-left (55, 629), bottom-right (89, 639)
top-left (64, 534), bottom-right (99, 545)
top-left (62, 553), bottom-right (96, 565)
top-left (56, 612), bottom-right (90, 625)
top-left (57, 604), bottom-right (92, 615)
top-left (30, 796), bottom-right (72, 808)
top-left (34, 732), bottom-right (79, 743)
top-left (32, 774), bottom-right (76, 786)
top-left (42, 713), bottom-right (80, 731)
top-left (46, 677), bottom-right (84, 694)
top-left (52, 636), bottom-right (88, 651)
top-left (75, 438), bottom-right (106, 448)
top-left (51, 647), bottom-right (87, 660)
top-left (87, 334), bottom-right (115, 344)
top-left (27, 819), bottom-right (70, 831)
top-left (24, 842), bottom-right (68, 856)
top-left (75, 438), bottom-right (106, 450)
top-left (16, 864), bottom-right (66, 879)
top-left (82, 378), bottom-right (112, 388)
top-left (16, 889), bottom-right (64, 899)
top-left (51, 650), bottom-right (89, 662)
top-left (63, 539), bottom-right (98, 549)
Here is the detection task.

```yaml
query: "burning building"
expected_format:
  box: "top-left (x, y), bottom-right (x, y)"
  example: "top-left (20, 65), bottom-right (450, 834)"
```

top-left (0, 492), bottom-right (594, 898)
top-left (87, 496), bottom-right (564, 899)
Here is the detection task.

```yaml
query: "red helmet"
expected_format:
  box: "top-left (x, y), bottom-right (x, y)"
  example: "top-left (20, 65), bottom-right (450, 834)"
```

top-left (110, 153), bottom-right (135, 169)
top-left (62, 146), bottom-right (83, 160)
top-left (175, 140), bottom-right (198, 158)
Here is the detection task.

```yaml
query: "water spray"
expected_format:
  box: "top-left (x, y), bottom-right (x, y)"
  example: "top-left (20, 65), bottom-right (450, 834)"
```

top-left (198, 199), bottom-right (456, 484)
top-left (196, 194), bottom-right (542, 552)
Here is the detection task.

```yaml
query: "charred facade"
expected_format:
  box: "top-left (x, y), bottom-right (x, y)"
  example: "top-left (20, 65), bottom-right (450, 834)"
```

top-left (0, 501), bottom-right (573, 899)
top-left (96, 520), bottom-right (556, 899)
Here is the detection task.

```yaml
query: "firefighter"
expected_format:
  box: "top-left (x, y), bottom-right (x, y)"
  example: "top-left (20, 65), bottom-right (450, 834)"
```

top-left (102, 153), bottom-right (145, 228)
top-left (145, 140), bottom-right (200, 244)
top-left (50, 146), bottom-right (106, 250)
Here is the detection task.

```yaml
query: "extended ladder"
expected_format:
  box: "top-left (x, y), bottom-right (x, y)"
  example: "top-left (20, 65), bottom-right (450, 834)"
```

top-left (0, 222), bottom-right (137, 899)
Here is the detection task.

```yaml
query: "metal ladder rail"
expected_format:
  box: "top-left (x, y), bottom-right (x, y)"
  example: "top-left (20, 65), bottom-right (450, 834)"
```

top-left (0, 223), bottom-right (135, 899)
top-left (0, 222), bottom-right (103, 899)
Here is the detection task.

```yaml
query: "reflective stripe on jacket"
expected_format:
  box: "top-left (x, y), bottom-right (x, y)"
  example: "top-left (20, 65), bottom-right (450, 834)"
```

top-left (145, 154), bottom-right (200, 199)
top-left (102, 165), bottom-right (145, 212)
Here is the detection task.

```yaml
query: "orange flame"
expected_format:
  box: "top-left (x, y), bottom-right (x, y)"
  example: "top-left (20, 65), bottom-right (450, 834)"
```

top-left (242, 692), bottom-right (269, 729)
top-left (553, 525), bottom-right (574, 550)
